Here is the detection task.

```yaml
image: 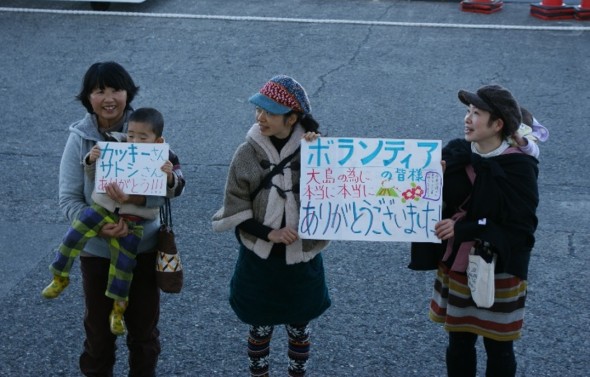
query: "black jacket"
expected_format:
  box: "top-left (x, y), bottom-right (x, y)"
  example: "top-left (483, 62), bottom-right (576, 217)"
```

top-left (410, 139), bottom-right (539, 280)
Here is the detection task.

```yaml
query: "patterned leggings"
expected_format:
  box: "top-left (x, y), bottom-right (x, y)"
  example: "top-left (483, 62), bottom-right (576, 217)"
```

top-left (248, 323), bottom-right (311, 377)
top-left (49, 204), bottom-right (143, 301)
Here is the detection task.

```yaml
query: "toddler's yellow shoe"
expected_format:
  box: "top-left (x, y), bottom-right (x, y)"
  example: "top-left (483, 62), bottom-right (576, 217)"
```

top-left (41, 275), bottom-right (70, 299)
top-left (109, 301), bottom-right (128, 336)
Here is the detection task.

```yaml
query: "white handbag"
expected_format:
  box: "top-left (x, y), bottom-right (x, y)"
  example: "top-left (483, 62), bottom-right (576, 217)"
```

top-left (467, 242), bottom-right (497, 308)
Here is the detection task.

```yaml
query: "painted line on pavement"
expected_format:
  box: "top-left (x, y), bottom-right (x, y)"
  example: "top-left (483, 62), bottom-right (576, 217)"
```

top-left (1, 7), bottom-right (589, 31)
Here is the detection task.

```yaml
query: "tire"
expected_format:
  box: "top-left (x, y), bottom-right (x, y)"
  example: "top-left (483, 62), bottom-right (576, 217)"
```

top-left (90, 2), bottom-right (111, 11)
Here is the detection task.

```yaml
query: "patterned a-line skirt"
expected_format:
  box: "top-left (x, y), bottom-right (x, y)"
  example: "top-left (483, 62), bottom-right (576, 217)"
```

top-left (429, 262), bottom-right (528, 342)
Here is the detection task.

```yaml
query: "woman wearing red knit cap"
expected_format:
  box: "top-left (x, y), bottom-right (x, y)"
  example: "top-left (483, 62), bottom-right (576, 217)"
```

top-left (212, 75), bottom-right (331, 377)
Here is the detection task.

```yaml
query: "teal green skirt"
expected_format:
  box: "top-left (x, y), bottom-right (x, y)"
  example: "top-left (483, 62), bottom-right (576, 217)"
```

top-left (229, 245), bottom-right (331, 326)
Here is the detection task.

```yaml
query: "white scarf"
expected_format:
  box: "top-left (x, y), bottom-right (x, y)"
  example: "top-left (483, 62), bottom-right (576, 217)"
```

top-left (471, 140), bottom-right (510, 158)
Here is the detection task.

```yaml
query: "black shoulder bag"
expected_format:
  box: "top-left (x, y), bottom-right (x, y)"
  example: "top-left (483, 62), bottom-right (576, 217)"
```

top-left (156, 198), bottom-right (183, 293)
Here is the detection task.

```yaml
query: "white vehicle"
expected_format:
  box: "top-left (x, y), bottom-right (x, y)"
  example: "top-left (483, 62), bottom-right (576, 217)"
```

top-left (64, 0), bottom-right (146, 11)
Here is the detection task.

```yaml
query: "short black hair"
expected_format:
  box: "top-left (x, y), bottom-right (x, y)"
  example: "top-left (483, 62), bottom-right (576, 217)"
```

top-left (128, 107), bottom-right (164, 137)
top-left (76, 61), bottom-right (139, 113)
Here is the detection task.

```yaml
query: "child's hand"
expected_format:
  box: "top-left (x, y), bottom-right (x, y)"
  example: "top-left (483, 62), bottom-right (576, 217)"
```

top-left (105, 182), bottom-right (130, 204)
top-left (161, 160), bottom-right (174, 185)
top-left (302, 132), bottom-right (320, 142)
top-left (88, 145), bottom-right (101, 163)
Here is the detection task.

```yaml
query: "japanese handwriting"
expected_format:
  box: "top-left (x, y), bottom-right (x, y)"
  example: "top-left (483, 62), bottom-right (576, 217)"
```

top-left (299, 137), bottom-right (442, 243)
top-left (95, 142), bottom-right (169, 196)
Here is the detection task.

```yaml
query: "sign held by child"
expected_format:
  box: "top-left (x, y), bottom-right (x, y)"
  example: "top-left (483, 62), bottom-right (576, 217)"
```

top-left (94, 141), bottom-right (170, 197)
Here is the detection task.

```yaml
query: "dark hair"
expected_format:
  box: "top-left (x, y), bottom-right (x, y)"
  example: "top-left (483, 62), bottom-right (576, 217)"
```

top-left (501, 111), bottom-right (520, 138)
top-left (520, 107), bottom-right (533, 127)
top-left (76, 61), bottom-right (140, 113)
top-left (285, 111), bottom-right (320, 134)
top-left (487, 111), bottom-right (517, 139)
top-left (128, 107), bottom-right (164, 137)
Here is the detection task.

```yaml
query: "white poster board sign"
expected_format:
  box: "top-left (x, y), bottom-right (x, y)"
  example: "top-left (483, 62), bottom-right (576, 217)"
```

top-left (299, 137), bottom-right (443, 243)
top-left (94, 142), bottom-right (169, 197)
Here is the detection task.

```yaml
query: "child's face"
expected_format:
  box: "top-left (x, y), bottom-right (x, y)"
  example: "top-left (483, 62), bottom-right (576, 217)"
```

top-left (127, 121), bottom-right (162, 143)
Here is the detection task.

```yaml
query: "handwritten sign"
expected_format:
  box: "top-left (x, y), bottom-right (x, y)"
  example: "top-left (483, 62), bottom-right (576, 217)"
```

top-left (299, 137), bottom-right (443, 243)
top-left (94, 142), bottom-right (169, 197)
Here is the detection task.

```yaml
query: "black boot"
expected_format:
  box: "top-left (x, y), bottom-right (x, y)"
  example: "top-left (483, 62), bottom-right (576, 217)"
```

top-left (484, 338), bottom-right (516, 377)
top-left (485, 351), bottom-right (516, 377)
top-left (446, 332), bottom-right (478, 377)
top-left (446, 345), bottom-right (477, 377)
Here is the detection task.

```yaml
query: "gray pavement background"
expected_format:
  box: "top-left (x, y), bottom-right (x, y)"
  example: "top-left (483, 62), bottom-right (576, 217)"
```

top-left (0, 0), bottom-right (589, 376)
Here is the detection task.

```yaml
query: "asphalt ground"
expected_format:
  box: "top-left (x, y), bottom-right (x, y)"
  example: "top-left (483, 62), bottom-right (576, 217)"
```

top-left (0, 1), bottom-right (589, 376)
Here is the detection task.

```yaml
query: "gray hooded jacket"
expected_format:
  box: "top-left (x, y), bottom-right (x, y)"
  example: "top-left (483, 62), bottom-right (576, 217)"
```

top-left (59, 111), bottom-right (163, 258)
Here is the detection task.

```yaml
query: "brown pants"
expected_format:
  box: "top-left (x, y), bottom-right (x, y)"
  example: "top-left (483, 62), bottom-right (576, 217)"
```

top-left (79, 252), bottom-right (161, 377)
